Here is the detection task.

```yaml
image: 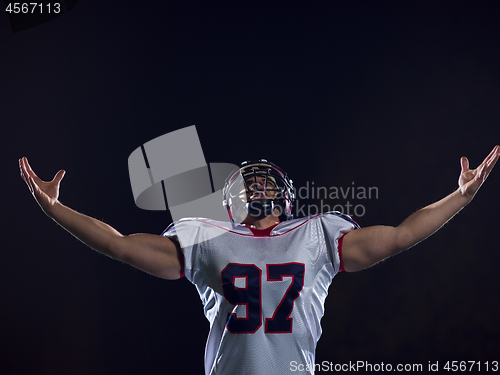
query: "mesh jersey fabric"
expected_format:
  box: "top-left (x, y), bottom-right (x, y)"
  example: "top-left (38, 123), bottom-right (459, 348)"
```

top-left (162, 211), bottom-right (359, 375)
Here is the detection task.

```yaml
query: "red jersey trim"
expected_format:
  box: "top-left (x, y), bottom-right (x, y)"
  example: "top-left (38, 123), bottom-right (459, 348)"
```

top-left (247, 223), bottom-right (280, 237)
top-left (338, 234), bottom-right (346, 272)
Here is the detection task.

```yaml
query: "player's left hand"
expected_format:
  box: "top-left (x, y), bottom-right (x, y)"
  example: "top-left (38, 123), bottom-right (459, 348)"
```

top-left (459, 145), bottom-right (500, 199)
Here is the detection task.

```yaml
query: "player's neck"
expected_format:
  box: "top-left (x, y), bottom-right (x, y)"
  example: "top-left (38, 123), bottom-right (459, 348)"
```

top-left (242, 215), bottom-right (280, 230)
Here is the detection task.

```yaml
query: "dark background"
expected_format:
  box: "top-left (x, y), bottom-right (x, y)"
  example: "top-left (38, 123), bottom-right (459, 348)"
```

top-left (2, 1), bottom-right (499, 374)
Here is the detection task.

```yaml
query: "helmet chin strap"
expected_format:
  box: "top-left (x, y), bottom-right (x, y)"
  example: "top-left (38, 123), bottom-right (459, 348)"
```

top-left (245, 199), bottom-right (276, 219)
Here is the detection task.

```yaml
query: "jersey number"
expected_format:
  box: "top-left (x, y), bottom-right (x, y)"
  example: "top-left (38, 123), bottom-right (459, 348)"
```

top-left (221, 263), bottom-right (305, 334)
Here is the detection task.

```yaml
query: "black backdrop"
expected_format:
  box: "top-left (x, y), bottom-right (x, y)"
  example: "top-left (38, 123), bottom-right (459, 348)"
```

top-left (2, 2), bottom-right (500, 374)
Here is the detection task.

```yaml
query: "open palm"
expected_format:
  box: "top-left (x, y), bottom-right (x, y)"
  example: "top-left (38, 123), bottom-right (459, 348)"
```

top-left (19, 157), bottom-right (66, 214)
top-left (459, 145), bottom-right (499, 198)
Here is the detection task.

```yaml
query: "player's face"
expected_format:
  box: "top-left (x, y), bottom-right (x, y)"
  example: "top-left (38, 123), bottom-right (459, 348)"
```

top-left (244, 176), bottom-right (278, 200)
top-left (227, 174), bottom-right (282, 225)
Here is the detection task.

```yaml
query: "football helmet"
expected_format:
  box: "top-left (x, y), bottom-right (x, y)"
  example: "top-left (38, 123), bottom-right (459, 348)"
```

top-left (222, 159), bottom-right (295, 223)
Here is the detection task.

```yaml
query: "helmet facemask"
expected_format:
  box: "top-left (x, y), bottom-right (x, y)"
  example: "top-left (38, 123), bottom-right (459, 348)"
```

top-left (222, 160), bottom-right (295, 224)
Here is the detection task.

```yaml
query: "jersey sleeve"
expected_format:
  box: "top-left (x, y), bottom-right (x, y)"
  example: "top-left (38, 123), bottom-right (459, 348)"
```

top-left (320, 211), bottom-right (360, 273)
top-left (161, 219), bottom-right (202, 279)
top-left (161, 218), bottom-right (232, 282)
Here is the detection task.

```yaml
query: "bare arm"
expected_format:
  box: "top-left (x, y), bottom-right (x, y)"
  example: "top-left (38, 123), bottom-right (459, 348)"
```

top-left (342, 145), bottom-right (500, 272)
top-left (19, 157), bottom-right (182, 280)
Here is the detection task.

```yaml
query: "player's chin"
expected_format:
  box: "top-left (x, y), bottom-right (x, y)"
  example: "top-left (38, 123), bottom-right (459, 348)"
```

top-left (239, 214), bottom-right (255, 225)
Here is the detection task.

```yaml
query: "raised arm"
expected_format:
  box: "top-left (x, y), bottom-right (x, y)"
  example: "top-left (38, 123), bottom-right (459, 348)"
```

top-left (342, 145), bottom-right (500, 272)
top-left (19, 157), bottom-right (182, 280)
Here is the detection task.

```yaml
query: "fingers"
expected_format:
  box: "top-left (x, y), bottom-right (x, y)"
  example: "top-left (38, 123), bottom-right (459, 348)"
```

top-left (19, 157), bottom-right (65, 184)
top-left (463, 145), bottom-right (500, 192)
top-left (19, 158), bottom-right (37, 196)
top-left (487, 145), bottom-right (500, 165)
top-left (476, 162), bottom-right (487, 181)
top-left (25, 157), bottom-right (43, 184)
top-left (480, 145), bottom-right (500, 168)
top-left (19, 157), bottom-right (31, 187)
top-left (19, 157), bottom-right (40, 184)
top-left (53, 169), bottom-right (66, 184)
top-left (462, 145), bottom-right (500, 179)
top-left (481, 145), bottom-right (500, 178)
top-left (460, 156), bottom-right (469, 173)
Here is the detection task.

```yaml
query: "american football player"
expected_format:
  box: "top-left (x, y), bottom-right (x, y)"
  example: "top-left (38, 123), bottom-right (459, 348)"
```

top-left (19, 145), bottom-right (499, 374)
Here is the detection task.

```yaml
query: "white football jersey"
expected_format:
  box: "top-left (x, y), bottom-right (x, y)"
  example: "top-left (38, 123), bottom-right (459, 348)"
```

top-left (163, 212), bottom-right (359, 375)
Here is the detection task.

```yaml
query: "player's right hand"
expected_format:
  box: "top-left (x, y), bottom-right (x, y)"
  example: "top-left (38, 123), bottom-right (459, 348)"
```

top-left (19, 157), bottom-right (66, 216)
